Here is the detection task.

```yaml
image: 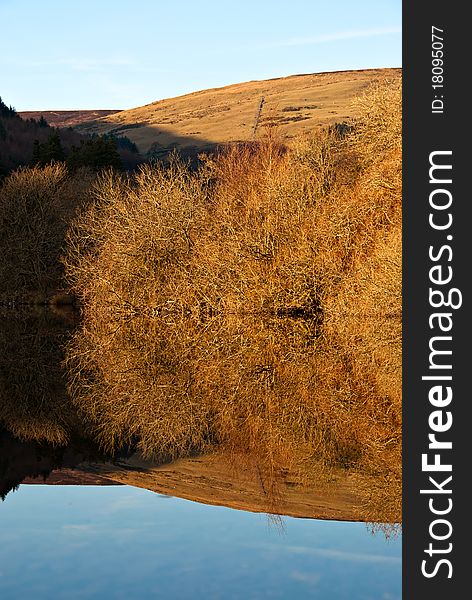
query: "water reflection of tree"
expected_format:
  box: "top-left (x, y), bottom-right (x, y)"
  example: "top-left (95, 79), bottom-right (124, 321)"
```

top-left (66, 307), bottom-right (401, 524)
top-left (0, 428), bottom-right (112, 500)
top-left (0, 308), bottom-right (78, 445)
top-left (0, 309), bottom-right (117, 500)
top-left (0, 307), bottom-right (401, 525)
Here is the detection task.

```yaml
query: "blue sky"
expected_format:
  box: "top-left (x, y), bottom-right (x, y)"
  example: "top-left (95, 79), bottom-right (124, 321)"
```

top-left (0, 485), bottom-right (401, 599)
top-left (0, 0), bottom-right (401, 110)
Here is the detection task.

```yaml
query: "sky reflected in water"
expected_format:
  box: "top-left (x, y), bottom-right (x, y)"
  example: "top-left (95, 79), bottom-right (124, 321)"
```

top-left (0, 485), bottom-right (401, 599)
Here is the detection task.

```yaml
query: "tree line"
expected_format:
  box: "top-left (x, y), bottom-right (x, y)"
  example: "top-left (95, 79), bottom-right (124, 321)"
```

top-left (1, 96), bottom-right (141, 176)
top-left (32, 132), bottom-right (123, 170)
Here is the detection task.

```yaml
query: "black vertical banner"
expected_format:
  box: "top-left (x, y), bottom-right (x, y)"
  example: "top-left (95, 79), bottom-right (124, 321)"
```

top-left (403, 2), bottom-right (468, 598)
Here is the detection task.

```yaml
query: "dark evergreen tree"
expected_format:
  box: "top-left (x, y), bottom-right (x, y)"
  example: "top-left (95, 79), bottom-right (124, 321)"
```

top-left (103, 133), bottom-right (139, 154)
top-left (31, 132), bottom-right (65, 165)
top-left (67, 136), bottom-right (122, 170)
top-left (0, 97), bottom-right (18, 119)
top-left (37, 115), bottom-right (49, 128)
top-left (32, 139), bottom-right (41, 164)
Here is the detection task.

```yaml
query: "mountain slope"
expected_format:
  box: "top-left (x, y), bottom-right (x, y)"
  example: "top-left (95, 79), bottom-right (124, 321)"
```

top-left (75, 68), bottom-right (401, 157)
top-left (19, 109), bottom-right (121, 129)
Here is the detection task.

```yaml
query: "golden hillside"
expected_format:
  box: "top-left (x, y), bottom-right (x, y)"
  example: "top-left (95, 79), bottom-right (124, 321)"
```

top-left (76, 68), bottom-right (400, 156)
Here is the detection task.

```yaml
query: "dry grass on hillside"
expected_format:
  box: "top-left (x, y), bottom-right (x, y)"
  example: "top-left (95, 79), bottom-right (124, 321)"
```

top-left (63, 78), bottom-right (401, 521)
top-left (19, 110), bottom-right (121, 129)
top-left (76, 69), bottom-right (401, 155)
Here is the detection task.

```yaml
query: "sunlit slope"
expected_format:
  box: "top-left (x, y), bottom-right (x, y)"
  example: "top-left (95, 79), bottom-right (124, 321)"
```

top-left (76, 68), bottom-right (401, 155)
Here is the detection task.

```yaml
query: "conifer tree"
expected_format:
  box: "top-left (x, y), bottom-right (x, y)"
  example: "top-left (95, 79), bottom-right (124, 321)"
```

top-left (31, 132), bottom-right (65, 165)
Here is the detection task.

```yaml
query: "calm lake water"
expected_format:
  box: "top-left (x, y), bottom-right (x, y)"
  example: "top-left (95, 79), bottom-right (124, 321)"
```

top-left (0, 484), bottom-right (401, 600)
top-left (0, 310), bottom-right (401, 598)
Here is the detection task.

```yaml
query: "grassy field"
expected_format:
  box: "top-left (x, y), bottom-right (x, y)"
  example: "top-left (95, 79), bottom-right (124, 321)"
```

top-left (75, 69), bottom-right (400, 156)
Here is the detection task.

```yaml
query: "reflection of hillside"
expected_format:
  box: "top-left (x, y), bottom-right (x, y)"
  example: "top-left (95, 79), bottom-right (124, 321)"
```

top-left (21, 469), bottom-right (121, 486)
top-left (0, 429), bottom-right (118, 500)
top-left (76, 452), bottom-right (369, 522)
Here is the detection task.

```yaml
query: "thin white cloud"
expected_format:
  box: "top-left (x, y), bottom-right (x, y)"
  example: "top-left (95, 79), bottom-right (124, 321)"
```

top-left (62, 524), bottom-right (95, 532)
top-left (266, 27), bottom-right (401, 48)
top-left (290, 570), bottom-right (321, 584)
top-left (101, 490), bottom-right (155, 513)
top-left (284, 544), bottom-right (401, 564)
top-left (248, 542), bottom-right (401, 564)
